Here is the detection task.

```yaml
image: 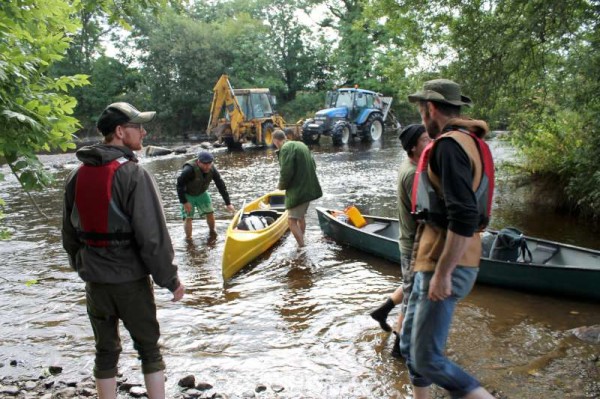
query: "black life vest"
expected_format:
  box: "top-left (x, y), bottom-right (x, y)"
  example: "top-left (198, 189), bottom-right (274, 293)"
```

top-left (411, 129), bottom-right (495, 229)
top-left (184, 159), bottom-right (214, 196)
top-left (72, 157), bottom-right (134, 247)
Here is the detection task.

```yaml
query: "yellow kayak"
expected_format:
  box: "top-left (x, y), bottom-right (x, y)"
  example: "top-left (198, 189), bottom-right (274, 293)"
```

top-left (222, 190), bottom-right (289, 280)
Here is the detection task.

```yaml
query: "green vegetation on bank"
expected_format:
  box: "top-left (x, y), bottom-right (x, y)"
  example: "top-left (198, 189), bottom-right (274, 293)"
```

top-left (1, 0), bottom-right (598, 225)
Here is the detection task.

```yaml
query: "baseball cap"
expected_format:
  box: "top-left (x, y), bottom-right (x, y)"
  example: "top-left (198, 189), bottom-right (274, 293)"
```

top-left (96, 102), bottom-right (156, 135)
top-left (197, 151), bottom-right (214, 163)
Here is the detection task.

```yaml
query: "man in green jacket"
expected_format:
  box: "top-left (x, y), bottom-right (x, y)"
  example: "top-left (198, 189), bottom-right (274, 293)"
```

top-left (272, 130), bottom-right (322, 247)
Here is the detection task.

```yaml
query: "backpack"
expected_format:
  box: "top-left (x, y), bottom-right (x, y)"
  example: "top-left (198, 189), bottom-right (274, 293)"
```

top-left (490, 228), bottom-right (532, 262)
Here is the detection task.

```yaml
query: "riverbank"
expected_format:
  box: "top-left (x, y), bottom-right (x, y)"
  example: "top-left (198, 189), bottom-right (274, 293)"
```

top-left (1, 349), bottom-right (598, 399)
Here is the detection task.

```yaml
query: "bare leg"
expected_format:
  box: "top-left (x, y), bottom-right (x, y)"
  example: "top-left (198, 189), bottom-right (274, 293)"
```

top-left (288, 217), bottom-right (305, 247)
top-left (463, 387), bottom-right (495, 399)
top-left (390, 286), bottom-right (403, 305)
top-left (413, 386), bottom-right (430, 399)
top-left (298, 217), bottom-right (306, 235)
top-left (144, 370), bottom-right (165, 399)
top-left (395, 312), bottom-right (405, 333)
top-left (96, 377), bottom-right (117, 399)
top-left (184, 218), bottom-right (193, 239)
top-left (390, 286), bottom-right (404, 331)
top-left (206, 212), bottom-right (216, 235)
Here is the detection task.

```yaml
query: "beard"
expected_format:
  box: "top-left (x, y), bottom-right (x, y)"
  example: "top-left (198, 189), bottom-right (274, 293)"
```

top-left (425, 119), bottom-right (441, 139)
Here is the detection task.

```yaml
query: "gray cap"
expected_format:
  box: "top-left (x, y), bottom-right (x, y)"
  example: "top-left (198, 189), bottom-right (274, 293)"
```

top-left (106, 102), bottom-right (156, 123)
top-left (408, 79), bottom-right (472, 107)
top-left (96, 102), bottom-right (156, 135)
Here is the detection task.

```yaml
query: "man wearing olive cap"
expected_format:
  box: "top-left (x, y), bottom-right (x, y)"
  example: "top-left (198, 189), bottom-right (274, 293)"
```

top-left (176, 150), bottom-right (235, 239)
top-left (399, 80), bottom-right (495, 399)
top-left (62, 102), bottom-right (185, 399)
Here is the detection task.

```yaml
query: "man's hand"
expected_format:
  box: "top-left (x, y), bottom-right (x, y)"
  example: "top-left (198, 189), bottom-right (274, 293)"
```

top-left (226, 204), bottom-right (235, 213)
top-left (428, 271), bottom-right (452, 301)
top-left (171, 283), bottom-right (185, 302)
top-left (183, 202), bottom-right (192, 215)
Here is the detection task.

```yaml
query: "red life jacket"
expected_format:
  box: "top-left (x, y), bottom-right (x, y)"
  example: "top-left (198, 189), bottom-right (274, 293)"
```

top-left (411, 129), bottom-right (495, 229)
top-left (73, 157), bottom-right (134, 247)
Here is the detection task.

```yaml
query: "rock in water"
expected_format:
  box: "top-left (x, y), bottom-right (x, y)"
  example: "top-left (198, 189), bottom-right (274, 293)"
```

top-left (145, 145), bottom-right (173, 157)
top-left (569, 325), bottom-right (600, 344)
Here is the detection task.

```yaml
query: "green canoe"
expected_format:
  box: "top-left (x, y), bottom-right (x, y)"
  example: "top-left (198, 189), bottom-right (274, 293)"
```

top-left (316, 207), bottom-right (600, 301)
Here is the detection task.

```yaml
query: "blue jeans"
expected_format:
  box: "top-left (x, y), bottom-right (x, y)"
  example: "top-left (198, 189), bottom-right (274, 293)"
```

top-left (399, 267), bottom-right (481, 399)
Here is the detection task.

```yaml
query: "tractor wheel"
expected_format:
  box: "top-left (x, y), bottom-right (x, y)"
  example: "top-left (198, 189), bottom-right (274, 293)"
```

top-left (332, 122), bottom-right (351, 146)
top-left (261, 122), bottom-right (275, 147)
top-left (302, 119), bottom-right (320, 144)
top-left (363, 114), bottom-right (384, 142)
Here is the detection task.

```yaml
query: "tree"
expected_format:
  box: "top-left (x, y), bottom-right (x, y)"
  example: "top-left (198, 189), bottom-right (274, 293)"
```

top-left (0, 0), bottom-right (177, 235)
top-left (259, 0), bottom-right (330, 101)
top-left (0, 0), bottom-right (87, 194)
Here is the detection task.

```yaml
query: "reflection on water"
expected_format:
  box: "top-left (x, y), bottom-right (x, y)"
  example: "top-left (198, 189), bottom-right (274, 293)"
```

top-left (0, 136), bottom-right (598, 398)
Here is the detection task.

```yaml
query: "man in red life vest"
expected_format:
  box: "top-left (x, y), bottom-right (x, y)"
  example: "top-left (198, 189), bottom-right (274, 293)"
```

top-left (399, 80), bottom-right (496, 399)
top-left (61, 102), bottom-right (185, 399)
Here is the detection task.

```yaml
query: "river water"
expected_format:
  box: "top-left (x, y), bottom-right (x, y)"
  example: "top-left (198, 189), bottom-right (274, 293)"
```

top-left (0, 135), bottom-right (598, 398)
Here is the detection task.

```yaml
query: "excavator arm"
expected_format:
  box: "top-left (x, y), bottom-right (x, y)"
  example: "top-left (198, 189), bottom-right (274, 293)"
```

top-left (207, 74), bottom-right (245, 136)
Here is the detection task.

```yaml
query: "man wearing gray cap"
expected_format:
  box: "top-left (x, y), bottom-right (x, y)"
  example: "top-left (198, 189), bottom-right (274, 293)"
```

top-left (62, 102), bottom-right (185, 399)
top-left (176, 150), bottom-right (235, 239)
top-left (399, 80), bottom-right (495, 399)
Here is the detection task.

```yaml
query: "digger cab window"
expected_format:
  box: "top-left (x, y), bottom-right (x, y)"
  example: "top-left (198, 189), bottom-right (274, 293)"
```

top-left (235, 94), bottom-right (250, 118)
top-left (249, 93), bottom-right (274, 118)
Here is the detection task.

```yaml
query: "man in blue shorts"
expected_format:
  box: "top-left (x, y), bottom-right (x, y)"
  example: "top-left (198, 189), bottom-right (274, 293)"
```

top-left (176, 151), bottom-right (235, 239)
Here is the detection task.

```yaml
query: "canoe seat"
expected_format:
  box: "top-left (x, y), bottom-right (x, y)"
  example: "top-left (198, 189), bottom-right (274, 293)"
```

top-left (530, 243), bottom-right (559, 264)
top-left (360, 222), bottom-right (389, 234)
top-left (247, 210), bottom-right (281, 219)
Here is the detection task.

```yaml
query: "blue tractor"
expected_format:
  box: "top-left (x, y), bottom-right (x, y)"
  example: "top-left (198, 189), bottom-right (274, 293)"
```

top-left (301, 88), bottom-right (397, 145)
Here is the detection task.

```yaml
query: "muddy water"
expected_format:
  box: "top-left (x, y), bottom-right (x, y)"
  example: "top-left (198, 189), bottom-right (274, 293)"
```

top-left (0, 135), bottom-right (598, 398)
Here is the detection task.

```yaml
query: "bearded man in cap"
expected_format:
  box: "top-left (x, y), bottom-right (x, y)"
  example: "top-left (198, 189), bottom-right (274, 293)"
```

top-left (399, 80), bottom-right (495, 399)
top-left (176, 150), bottom-right (235, 239)
top-left (370, 124), bottom-right (430, 356)
top-left (62, 102), bottom-right (186, 399)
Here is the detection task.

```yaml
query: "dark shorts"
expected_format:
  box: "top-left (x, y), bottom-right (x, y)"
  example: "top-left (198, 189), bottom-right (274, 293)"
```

top-left (85, 277), bottom-right (165, 379)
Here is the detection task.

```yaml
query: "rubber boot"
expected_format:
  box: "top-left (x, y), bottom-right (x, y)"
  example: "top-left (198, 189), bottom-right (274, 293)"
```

top-left (144, 370), bottom-right (166, 399)
top-left (95, 377), bottom-right (117, 399)
top-left (391, 331), bottom-right (402, 359)
top-left (369, 297), bottom-right (395, 332)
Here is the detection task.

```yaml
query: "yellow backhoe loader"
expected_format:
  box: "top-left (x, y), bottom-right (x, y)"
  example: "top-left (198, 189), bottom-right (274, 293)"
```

top-left (207, 74), bottom-right (301, 150)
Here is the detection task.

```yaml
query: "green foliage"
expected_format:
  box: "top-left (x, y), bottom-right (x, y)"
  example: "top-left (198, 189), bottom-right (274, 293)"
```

top-left (0, 0), bottom-right (88, 189)
top-left (370, 0), bottom-right (600, 220)
top-left (278, 91), bottom-right (327, 122)
top-left (0, 198), bottom-right (9, 240)
top-left (262, 0), bottom-right (329, 101)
